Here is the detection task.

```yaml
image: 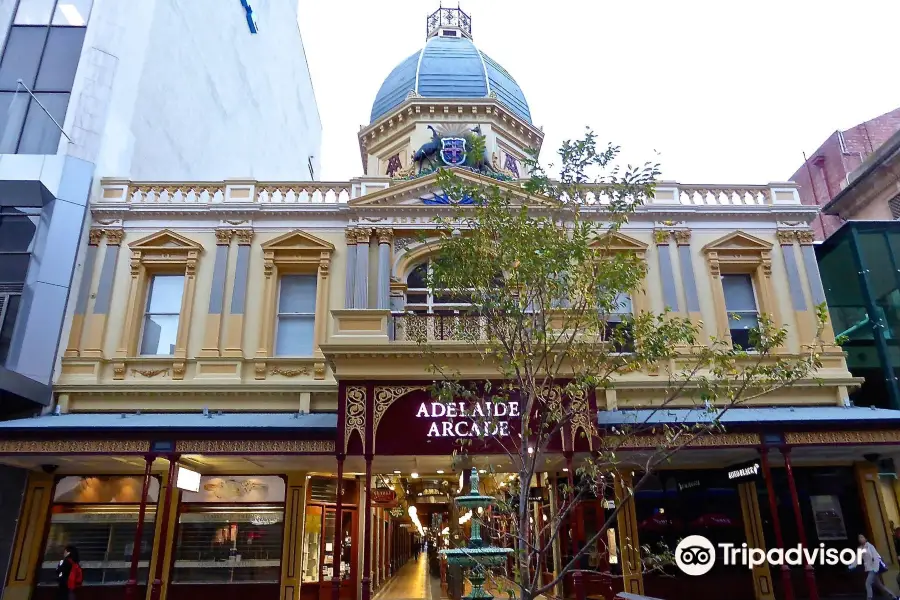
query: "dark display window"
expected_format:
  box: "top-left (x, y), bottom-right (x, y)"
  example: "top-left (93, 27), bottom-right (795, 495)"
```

top-left (37, 475), bottom-right (160, 587)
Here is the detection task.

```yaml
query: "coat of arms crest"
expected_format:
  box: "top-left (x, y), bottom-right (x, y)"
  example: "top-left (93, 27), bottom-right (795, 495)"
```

top-left (440, 137), bottom-right (467, 166)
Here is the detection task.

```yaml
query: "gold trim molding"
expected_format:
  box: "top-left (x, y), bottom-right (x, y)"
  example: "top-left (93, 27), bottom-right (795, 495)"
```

top-left (785, 431), bottom-right (900, 445)
top-left (615, 432), bottom-right (760, 449)
top-left (372, 386), bottom-right (426, 452)
top-left (176, 440), bottom-right (335, 454)
top-left (0, 440), bottom-right (151, 454)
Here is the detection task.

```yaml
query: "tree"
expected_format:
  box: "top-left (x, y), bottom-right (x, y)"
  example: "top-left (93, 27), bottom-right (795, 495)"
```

top-left (407, 130), bottom-right (828, 600)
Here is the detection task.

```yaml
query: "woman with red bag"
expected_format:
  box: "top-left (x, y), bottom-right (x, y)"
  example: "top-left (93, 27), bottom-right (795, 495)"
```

top-left (55, 545), bottom-right (82, 600)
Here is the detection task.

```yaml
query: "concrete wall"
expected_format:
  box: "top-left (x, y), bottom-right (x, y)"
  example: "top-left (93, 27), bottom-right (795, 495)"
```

top-left (62, 0), bottom-right (322, 181)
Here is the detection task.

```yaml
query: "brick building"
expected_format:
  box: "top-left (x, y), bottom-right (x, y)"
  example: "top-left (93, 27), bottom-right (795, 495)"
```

top-left (789, 106), bottom-right (900, 239)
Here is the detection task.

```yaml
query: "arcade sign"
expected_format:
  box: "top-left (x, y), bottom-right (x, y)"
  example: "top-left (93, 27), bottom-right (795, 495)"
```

top-left (372, 488), bottom-right (397, 506)
top-left (416, 401), bottom-right (520, 438)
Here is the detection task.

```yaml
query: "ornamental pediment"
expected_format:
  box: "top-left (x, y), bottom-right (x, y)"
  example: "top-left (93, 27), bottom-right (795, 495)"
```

top-left (590, 231), bottom-right (648, 253)
top-left (129, 229), bottom-right (202, 252)
top-left (702, 231), bottom-right (772, 254)
top-left (261, 230), bottom-right (335, 253)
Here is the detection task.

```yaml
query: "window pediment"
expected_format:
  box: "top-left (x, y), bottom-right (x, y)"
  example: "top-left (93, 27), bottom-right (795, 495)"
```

top-left (129, 229), bottom-right (203, 253)
top-left (703, 231), bottom-right (772, 255)
top-left (590, 231), bottom-right (648, 256)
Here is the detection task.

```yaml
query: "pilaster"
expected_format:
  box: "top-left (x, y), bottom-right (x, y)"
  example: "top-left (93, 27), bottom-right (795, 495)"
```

top-left (345, 228), bottom-right (358, 309)
top-left (223, 230), bottom-right (253, 358)
top-left (280, 472), bottom-right (309, 600)
top-left (2, 472), bottom-right (53, 600)
top-left (82, 228), bottom-right (124, 358)
top-left (355, 229), bottom-right (372, 309)
top-left (376, 229), bottom-right (393, 310)
top-left (614, 472), bottom-right (643, 596)
top-left (64, 230), bottom-right (101, 356)
top-left (199, 229), bottom-right (233, 357)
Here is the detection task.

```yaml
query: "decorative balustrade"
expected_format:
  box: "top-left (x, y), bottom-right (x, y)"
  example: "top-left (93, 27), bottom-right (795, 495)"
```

top-left (97, 177), bottom-right (800, 208)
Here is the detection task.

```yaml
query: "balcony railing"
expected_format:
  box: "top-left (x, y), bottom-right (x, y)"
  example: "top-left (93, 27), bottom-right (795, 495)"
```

top-left (392, 313), bottom-right (487, 342)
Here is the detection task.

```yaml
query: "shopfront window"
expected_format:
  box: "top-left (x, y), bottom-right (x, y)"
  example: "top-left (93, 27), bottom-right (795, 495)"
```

top-left (172, 476), bottom-right (285, 585)
top-left (301, 477), bottom-right (357, 589)
top-left (38, 476), bottom-right (160, 587)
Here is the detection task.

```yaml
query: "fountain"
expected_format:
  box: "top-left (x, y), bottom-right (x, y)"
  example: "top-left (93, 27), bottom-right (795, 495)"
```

top-left (441, 468), bottom-right (514, 600)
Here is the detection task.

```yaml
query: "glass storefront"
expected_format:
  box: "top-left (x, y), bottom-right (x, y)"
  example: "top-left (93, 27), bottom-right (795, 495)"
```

top-left (170, 476), bottom-right (285, 592)
top-left (301, 477), bottom-right (358, 600)
top-left (37, 476), bottom-right (159, 588)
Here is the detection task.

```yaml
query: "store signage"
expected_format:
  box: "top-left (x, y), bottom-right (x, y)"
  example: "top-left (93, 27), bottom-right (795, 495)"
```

top-left (726, 461), bottom-right (762, 483)
top-left (175, 466), bottom-right (201, 492)
top-left (372, 488), bottom-right (397, 505)
top-left (416, 401), bottom-right (520, 438)
top-left (677, 479), bottom-right (703, 493)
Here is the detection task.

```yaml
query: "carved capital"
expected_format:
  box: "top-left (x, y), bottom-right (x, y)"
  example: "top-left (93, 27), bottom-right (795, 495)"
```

top-left (319, 256), bottom-right (330, 278)
top-left (673, 229), bottom-right (692, 245)
top-left (263, 258), bottom-right (274, 279)
top-left (185, 259), bottom-right (197, 279)
top-left (214, 228), bottom-right (233, 245)
top-left (89, 229), bottom-right (104, 246)
top-left (653, 229), bottom-right (671, 245)
top-left (708, 254), bottom-right (720, 278)
top-left (762, 251), bottom-right (772, 277)
top-left (105, 229), bottom-right (125, 246)
top-left (345, 228), bottom-right (358, 245)
top-left (376, 228), bottom-right (394, 245)
top-left (130, 258), bottom-right (141, 278)
top-left (776, 230), bottom-right (795, 245)
top-left (355, 228), bottom-right (373, 244)
top-left (796, 230), bottom-right (815, 245)
top-left (234, 229), bottom-right (253, 245)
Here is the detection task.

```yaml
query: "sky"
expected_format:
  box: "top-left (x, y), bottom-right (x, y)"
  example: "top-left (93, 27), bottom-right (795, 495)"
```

top-left (297, 1), bottom-right (900, 184)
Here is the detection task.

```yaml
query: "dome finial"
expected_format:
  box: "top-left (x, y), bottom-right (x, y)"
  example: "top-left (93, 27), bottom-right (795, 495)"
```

top-left (426, 4), bottom-right (472, 40)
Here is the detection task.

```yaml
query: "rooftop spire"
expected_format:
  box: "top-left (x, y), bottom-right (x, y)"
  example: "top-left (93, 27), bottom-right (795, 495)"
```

top-left (426, 5), bottom-right (472, 40)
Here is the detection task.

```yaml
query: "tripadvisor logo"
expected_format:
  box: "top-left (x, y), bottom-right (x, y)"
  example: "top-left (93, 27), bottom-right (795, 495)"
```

top-left (675, 535), bottom-right (864, 576)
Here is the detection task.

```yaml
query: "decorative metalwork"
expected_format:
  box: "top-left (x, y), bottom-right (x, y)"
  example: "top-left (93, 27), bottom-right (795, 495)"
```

top-left (176, 439), bottom-right (335, 454)
top-left (427, 6), bottom-right (472, 39)
top-left (372, 386), bottom-right (427, 451)
top-left (0, 440), bottom-right (150, 454)
top-left (394, 313), bottom-right (485, 342)
top-left (344, 386), bottom-right (367, 454)
top-left (615, 432), bottom-right (760, 449)
top-left (569, 388), bottom-right (594, 451)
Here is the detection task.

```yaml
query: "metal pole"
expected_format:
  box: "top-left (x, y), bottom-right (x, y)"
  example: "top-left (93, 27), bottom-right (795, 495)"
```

top-left (332, 455), bottom-right (345, 600)
top-left (362, 455), bottom-right (373, 600)
top-left (125, 455), bottom-right (155, 600)
top-left (781, 448), bottom-right (819, 600)
top-left (149, 455), bottom-right (179, 600)
top-left (565, 452), bottom-right (585, 600)
top-left (760, 448), bottom-right (794, 600)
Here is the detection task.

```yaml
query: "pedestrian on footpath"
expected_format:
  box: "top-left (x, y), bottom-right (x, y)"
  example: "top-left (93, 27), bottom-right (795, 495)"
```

top-left (851, 534), bottom-right (898, 600)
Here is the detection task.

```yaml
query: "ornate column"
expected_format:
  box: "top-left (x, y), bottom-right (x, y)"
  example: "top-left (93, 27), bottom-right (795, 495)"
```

top-left (223, 229), bottom-right (253, 357)
top-left (345, 228), bottom-right (357, 309)
top-left (200, 228), bottom-right (233, 356)
top-left (376, 229), bottom-right (393, 310)
top-left (354, 229), bottom-right (372, 309)
top-left (781, 447), bottom-right (819, 600)
top-left (653, 229), bottom-right (680, 312)
top-left (614, 472), bottom-right (644, 596)
top-left (125, 455), bottom-right (155, 600)
top-left (674, 229), bottom-right (703, 336)
top-left (777, 230), bottom-right (812, 350)
top-left (314, 252), bottom-right (331, 379)
top-left (738, 480), bottom-right (776, 600)
top-left (760, 448), bottom-right (794, 600)
top-left (83, 228), bottom-right (124, 358)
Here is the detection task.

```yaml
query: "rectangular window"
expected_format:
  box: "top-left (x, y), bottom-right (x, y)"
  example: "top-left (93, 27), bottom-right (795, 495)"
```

top-left (139, 275), bottom-right (184, 356)
top-left (722, 274), bottom-right (759, 349)
top-left (0, 289), bottom-right (22, 365)
top-left (275, 274), bottom-right (317, 356)
top-left (0, 0), bottom-right (91, 153)
top-left (604, 292), bottom-right (634, 353)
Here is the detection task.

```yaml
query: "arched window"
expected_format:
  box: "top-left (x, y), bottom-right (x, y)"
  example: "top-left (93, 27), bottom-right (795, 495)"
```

top-left (404, 260), bottom-right (472, 315)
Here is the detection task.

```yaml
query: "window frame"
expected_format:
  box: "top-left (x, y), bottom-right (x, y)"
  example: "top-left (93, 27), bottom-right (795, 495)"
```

top-left (138, 274), bottom-right (186, 357)
top-left (0, 0), bottom-right (92, 154)
top-left (720, 273), bottom-right (760, 350)
top-left (274, 274), bottom-right (318, 357)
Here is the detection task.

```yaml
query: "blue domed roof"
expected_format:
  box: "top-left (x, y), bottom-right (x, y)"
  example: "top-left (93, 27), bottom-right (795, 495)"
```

top-left (370, 35), bottom-right (532, 125)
